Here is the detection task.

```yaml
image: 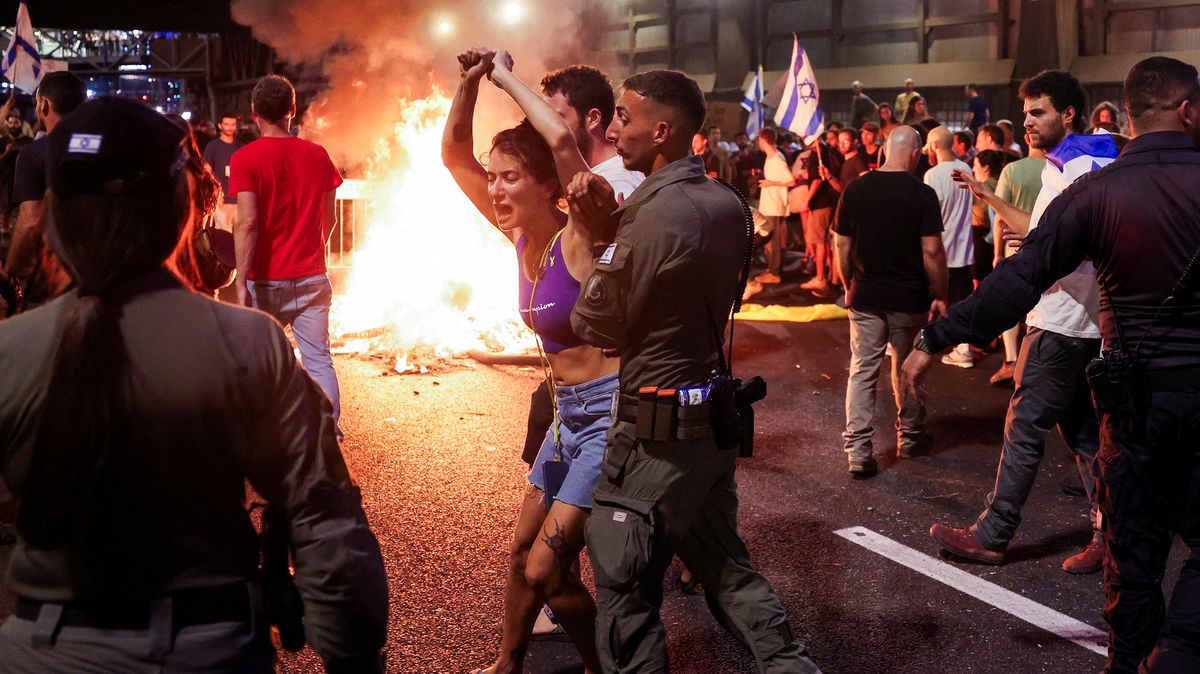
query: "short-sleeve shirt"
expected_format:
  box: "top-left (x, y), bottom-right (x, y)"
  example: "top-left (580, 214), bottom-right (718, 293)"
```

top-left (838, 152), bottom-right (869, 193)
top-left (228, 137), bottom-right (343, 281)
top-left (11, 136), bottom-right (48, 206)
top-left (994, 157), bottom-right (1045, 214)
top-left (591, 154), bottom-right (644, 202)
top-left (833, 170), bottom-right (943, 314)
top-left (923, 159), bottom-right (975, 269)
top-left (805, 146), bottom-right (841, 211)
top-left (968, 96), bottom-right (989, 130)
top-left (758, 149), bottom-right (791, 217)
top-left (202, 138), bottom-right (241, 205)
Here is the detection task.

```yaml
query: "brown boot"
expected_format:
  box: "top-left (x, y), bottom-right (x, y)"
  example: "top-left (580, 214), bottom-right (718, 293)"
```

top-left (1062, 533), bottom-right (1105, 575)
top-left (930, 524), bottom-right (1006, 565)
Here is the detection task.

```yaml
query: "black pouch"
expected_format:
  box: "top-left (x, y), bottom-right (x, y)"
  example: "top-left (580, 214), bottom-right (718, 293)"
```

top-left (1086, 352), bottom-right (1149, 420)
top-left (709, 375), bottom-right (743, 451)
top-left (734, 376), bottom-right (767, 457)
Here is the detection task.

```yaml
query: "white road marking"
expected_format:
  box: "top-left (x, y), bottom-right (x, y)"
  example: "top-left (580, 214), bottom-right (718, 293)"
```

top-left (834, 526), bottom-right (1108, 656)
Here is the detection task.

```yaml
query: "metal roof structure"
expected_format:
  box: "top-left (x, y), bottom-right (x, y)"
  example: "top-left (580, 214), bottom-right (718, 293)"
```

top-left (0, 1), bottom-right (236, 32)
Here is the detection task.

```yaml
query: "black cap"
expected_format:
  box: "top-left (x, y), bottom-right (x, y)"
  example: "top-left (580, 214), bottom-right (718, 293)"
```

top-left (47, 96), bottom-right (186, 197)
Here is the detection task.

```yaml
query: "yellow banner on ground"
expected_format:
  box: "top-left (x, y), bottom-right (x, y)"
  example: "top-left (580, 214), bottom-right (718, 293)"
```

top-left (736, 303), bottom-right (848, 323)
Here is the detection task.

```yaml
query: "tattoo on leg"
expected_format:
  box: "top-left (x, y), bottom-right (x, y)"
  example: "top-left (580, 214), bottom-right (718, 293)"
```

top-left (542, 519), bottom-right (571, 562)
top-left (452, 123), bottom-right (471, 143)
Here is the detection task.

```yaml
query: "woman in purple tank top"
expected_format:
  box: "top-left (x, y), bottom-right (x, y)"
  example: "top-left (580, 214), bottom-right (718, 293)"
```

top-left (442, 47), bottom-right (620, 674)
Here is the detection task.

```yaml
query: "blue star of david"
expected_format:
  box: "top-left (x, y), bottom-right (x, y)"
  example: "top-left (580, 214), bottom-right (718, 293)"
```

top-left (799, 80), bottom-right (817, 103)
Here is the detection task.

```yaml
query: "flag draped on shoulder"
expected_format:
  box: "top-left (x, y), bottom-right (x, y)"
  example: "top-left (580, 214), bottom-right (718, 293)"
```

top-left (3, 0), bottom-right (41, 94)
top-left (1043, 132), bottom-right (1120, 194)
top-left (773, 35), bottom-right (824, 145)
top-left (741, 65), bottom-right (764, 138)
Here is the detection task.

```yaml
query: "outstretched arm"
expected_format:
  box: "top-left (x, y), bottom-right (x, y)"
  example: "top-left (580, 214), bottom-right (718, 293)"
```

top-left (952, 168), bottom-right (1031, 233)
top-left (442, 49), bottom-right (501, 231)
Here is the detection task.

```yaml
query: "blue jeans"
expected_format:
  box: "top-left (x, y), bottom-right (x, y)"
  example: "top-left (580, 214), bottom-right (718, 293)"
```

top-left (528, 370), bottom-right (619, 509)
top-left (247, 274), bottom-right (341, 430)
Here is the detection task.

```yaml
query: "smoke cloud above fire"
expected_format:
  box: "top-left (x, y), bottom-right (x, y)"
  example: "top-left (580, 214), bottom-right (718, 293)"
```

top-left (230, 0), bottom-right (603, 171)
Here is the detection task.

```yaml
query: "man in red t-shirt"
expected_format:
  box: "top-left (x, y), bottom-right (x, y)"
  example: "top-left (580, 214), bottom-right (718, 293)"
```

top-left (231, 75), bottom-right (344, 435)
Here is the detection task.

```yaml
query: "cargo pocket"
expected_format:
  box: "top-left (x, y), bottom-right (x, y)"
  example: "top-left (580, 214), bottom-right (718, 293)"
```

top-left (587, 492), bottom-right (656, 592)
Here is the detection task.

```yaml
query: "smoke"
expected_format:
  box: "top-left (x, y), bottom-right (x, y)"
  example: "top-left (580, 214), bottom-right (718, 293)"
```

top-left (230, 0), bottom-right (600, 172)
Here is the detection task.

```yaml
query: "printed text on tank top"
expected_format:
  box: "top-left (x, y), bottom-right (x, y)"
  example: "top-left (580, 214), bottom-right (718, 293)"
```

top-left (516, 231), bottom-right (584, 355)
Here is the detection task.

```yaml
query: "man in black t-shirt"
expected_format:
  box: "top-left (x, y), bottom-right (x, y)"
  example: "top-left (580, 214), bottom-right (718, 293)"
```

top-left (731, 132), bottom-right (764, 198)
top-left (202, 114), bottom-right (242, 232)
top-left (833, 126), bottom-right (948, 477)
top-left (1, 72), bottom-right (85, 308)
top-left (691, 131), bottom-right (720, 178)
top-left (800, 140), bottom-right (842, 290)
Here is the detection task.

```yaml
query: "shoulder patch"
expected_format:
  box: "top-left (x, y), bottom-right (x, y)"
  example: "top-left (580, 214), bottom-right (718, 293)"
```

top-left (598, 243), bottom-right (618, 265)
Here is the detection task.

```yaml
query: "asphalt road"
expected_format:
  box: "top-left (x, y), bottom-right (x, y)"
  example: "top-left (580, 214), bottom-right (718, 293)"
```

top-left (0, 315), bottom-right (1186, 674)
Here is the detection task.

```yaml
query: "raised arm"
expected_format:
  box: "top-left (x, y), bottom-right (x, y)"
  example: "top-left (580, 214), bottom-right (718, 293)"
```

top-left (441, 49), bottom-right (500, 230)
top-left (488, 51), bottom-right (588, 193)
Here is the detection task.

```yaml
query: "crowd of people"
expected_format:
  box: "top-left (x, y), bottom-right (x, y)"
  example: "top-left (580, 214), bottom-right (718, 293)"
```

top-left (0, 40), bottom-right (1196, 674)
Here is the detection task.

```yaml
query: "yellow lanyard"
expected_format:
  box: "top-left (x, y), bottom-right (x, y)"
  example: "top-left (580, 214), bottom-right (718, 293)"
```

top-left (528, 229), bottom-right (566, 458)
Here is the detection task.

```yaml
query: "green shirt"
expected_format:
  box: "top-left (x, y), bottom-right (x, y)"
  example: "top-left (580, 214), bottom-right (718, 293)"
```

top-left (995, 157), bottom-right (1046, 213)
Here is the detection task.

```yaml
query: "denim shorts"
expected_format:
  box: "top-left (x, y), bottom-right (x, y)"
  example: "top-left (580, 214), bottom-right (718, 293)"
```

top-left (528, 370), bottom-right (619, 509)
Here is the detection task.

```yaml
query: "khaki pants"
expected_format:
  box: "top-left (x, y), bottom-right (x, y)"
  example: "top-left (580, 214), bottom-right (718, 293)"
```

top-left (586, 421), bottom-right (821, 674)
top-left (843, 308), bottom-right (927, 462)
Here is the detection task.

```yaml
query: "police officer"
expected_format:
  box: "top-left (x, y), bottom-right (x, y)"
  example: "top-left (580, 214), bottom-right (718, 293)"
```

top-left (0, 98), bottom-right (388, 672)
top-left (901, 57), bottom-right (1200, 674)
top-left (568, 70), bottom-right (821, 673)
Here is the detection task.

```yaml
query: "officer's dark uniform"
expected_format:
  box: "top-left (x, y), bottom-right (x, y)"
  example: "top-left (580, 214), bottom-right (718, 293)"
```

top-left (0, 98), bottom-right (388, 673)
top-left (572, 155), bottom-right (819, 673)
top-left (920, 131), bottom-right (1200, 674)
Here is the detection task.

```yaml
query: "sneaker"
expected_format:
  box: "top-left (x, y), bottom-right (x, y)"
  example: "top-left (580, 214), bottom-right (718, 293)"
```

top-left (799, 277), bottom-right (828, 290)
top-left (754, 271), bottom-right (782, 284)
top-left (848, 456), bottom-right (878, 478)
top-left (941, 348), bottom-right (975, 369)
top-left (989, 361), bottom-right (1016, 386)
top-left (1062, 534), bottom-right (1105, 575)
top-left (929, 524), bottom-right (1006, 564)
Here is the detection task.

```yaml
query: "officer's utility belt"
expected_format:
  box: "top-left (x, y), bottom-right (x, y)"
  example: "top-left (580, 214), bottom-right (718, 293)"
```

top-left (14, 581), bottom-right (251, 631)
top-left (618, 388), bottom-right (713, 441)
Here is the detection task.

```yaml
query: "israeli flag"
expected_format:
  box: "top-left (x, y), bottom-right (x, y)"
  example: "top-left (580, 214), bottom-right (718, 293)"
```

top-left (1044, 132), bottom-right (1120, 193)
top-left (741, 65), bottom-right (765, 138)
top-left (773, 35), bottom-right (824, 145)
top-left (3, 1), bottom-right (41, 94)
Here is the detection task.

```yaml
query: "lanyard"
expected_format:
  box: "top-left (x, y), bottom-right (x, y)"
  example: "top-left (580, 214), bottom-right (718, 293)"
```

top-left (528, 228), bottom-right (566, 459)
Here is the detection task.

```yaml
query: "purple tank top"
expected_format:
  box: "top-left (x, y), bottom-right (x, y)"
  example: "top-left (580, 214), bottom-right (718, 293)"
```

top-left (517, 233), bottom-right (584, 354)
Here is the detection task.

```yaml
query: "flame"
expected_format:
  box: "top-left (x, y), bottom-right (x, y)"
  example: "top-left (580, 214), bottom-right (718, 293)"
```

top-left (329, 90), bottom-right (535, 369)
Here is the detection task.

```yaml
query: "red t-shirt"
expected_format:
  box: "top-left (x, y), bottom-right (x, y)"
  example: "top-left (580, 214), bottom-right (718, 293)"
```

top-left (229, 136), bottom-right (343, 281)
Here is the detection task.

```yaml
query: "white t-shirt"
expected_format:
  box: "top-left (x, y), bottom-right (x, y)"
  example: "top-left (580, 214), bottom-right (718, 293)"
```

top-left (591, 154), bottom-right (645, 203)
top-left (1023, 141), bottom-right (1112, 339)
top-left (758, 150), bottom-right (791, 217)
top-left (923, 159), bottom-right (974, 269)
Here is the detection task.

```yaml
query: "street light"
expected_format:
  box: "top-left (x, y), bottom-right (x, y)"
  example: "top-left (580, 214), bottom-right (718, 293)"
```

top-left (433, 16), bottom-right (454, 37)
top-left (498, 1), bottom-right (525, 25)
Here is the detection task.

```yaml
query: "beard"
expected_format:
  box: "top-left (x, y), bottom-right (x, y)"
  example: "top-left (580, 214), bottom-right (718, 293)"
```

top-left (1030, 117), bottom-right (1067, 150)
top-left (575, 122), bottom-right (593, 164)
